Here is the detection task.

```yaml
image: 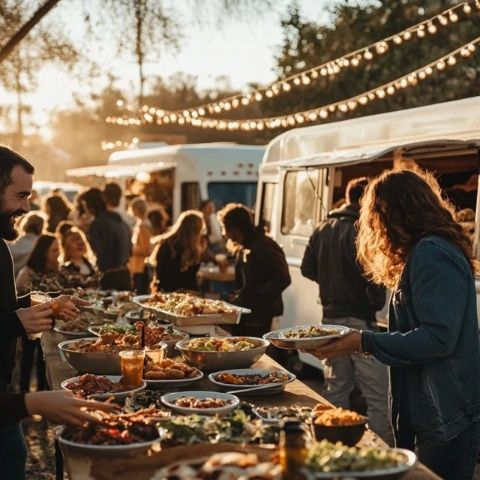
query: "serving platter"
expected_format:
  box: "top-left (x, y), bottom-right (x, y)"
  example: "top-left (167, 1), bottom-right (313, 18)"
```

top-left (145, 369), bottom-right (204, 390)
top-left (209, 368), bottom-right (296, 395)
top-left (61, 374), bottom-right (146, 401)
top-left (161, 390), bottom-right (240, 416)
top-left (264, 324), bottom-right (350, 350)
top-left (303, 448), bottom-right (417, 478)
top-left (133, 294), bottom-right (250, 326)
top-left (53, 326), bottom-right (93, 338)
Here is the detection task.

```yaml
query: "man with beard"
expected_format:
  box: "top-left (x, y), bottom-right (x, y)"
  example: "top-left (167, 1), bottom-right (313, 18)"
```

top-left (0, 147), bottom-right (78, 479)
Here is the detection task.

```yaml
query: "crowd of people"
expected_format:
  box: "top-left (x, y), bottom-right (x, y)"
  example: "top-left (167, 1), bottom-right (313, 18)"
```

top-left (1, 144), bottom-right (480, 479)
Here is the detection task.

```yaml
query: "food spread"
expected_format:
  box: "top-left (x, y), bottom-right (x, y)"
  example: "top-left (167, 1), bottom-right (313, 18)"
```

top-left (144, 358), bottom-right (201, 380)
top-left (313, 407), bottom-right (366, 426)
top-left (185, 337), bottom-right (257, 352)
top-left (153, 452), bottom-right (282, 480)
top-left (214, 371), bottom-right (289, 385)
top-left (174, 397), bottom-right (233, 409)
top-left (140, 292), bottom-right (236, 316)
top-left (63, 374), bottom-right (136, 397)
top-left (282, 326), bottom-right (339, 338)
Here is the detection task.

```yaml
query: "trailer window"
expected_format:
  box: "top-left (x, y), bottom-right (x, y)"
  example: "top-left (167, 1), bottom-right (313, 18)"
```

top-left (260, 183), bottom-right (275, 232)
top-left (281, 170), bottom-right (319, 236)
top-left (181, 182), bottom-right (201, 211)
top-left (207, 182), bottom-right (257, 210)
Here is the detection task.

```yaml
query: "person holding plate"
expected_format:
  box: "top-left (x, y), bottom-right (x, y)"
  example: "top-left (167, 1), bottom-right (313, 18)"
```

top-left (303, 169), bottom-right (480, 479)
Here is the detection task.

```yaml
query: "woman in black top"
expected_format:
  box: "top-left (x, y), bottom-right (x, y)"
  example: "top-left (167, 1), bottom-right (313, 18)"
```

top-left (151, 210), bottom-right (204, 292)
top-left (218, 203), bottom-right (291, 337)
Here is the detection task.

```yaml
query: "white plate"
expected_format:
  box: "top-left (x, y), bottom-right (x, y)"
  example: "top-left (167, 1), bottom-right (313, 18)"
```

top-left (145, 370), bottom-right (204, 390)
top-left (303, 448), bottom-right (417, 478)
top-left (209, 368), bottom-right (296, 395)
top-left (58, 430), bottom-right (158, 456)
top-left (264, 325), bottom-right (350, 350)
top-left (61, 375), bottom-right (146, 401)
top-left (53, 326), bottom-right (93, 338)
top-left (161, 390), bottom-right (240, 416)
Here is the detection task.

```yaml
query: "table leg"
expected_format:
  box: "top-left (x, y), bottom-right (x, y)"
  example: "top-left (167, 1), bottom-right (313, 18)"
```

top-left (55, 439), bottom-right (64, 480)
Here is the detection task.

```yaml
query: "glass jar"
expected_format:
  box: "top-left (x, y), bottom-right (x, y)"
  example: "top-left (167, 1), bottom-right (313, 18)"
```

top-left (279, 420), bottom-right (310, 479)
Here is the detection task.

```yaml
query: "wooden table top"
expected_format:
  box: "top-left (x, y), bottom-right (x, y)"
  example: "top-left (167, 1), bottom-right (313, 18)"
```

top-left (41, 331), bottom-right (439, 480)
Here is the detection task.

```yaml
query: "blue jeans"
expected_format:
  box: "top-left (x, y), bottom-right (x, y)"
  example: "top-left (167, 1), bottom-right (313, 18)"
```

top-left (417, 421), bottom-right (480, 480)
top-left (0, 423), bottom-right (27, 480)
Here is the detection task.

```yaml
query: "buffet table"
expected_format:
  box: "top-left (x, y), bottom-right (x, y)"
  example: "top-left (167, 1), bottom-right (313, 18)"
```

top-left (41, 332), bottom-right (440, 480)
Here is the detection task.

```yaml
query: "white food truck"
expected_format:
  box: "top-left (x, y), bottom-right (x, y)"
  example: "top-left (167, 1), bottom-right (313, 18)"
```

top-left (255, 96), bottom-right (480, 372)
top-left (67, 143), bottom-right (264, 219)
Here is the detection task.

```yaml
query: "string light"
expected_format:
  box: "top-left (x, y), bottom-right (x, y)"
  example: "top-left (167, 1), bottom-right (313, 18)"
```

top-left (100, 137), bottom-right (139, 151)
top-left (106, 36), bottom-right (480, 132)
top-left (108, 1), bottom-right (477, 122)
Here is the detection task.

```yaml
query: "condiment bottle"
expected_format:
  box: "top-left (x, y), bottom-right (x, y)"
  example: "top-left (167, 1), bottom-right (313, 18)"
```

top-left (279, 420), bottom-right (309, 480)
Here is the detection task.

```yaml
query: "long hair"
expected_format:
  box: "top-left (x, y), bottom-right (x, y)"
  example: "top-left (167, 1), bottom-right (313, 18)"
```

top-left (58, 225), bottom-right (96, 266)
top-left (151, 210), bottom-right (204, 271)
top-left (357, 169), bottom-right (475, 288)
top-left (43, 193), bottom-right (71, 232)
top-left (26, 233), bottom-right (57, 273)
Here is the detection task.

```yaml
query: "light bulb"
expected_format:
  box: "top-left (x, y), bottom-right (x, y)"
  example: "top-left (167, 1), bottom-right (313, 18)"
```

top-left (393, 36), bottom-right (403, 44)
top-left (403, 31), bottom-right (412, 40)
top-left (301, 75), bottom-right (311, 85)
top-left (319, 110), bottom-right (328, 119)
top-left (266, 90), bottom-right (274, 98)
top-left (224, 102), bottom-right (231, 110)
top-left (308, 111), bottom-right (318, 121)
top-left (438, 15), bottom-right (448, 25)
top-left (320, 67), bottom-right (328, 76)
top-left (254, 92), bottom-right (263, 101)
top-left (367, 92), bottom-right (375, 101)
top-left (351, 57), bottom-right (360, 67)
top-left (364, 49), bottom-right (373, 60)
top-left (342, 58), bottom-right (350, 67)
top-left (376, 89), bottom-right (386, 98)
top-left (333, 64), bottom-right (340, 74)
top-left (418, 71), bottom-right (427, 80)
top-left (348, 101), bottom-right (358, 110)
top-left (417, 27), bottom-right (426, 38)
top-left (436, 61), bottom-right (446, 70)
top-left (339, 103), bottom-right (348, 112)
top-left (241, 97), bottom-right (250, 105)
top-left (293, 77), bottom-right (301, 85)
top-left (359, 96), bottom-right (368, 105)
top-left (311, 70), bottom-right (319, 79)
top-left (449, 12), bottom-right (458, 22)
top-left (468, 43), bottom-right (476, 52)
top-left (426, 66), bottom-right (433, 75)
top-left (295, 114), bottom-right (304, 124)
top-left (231, 99), bottom-right (239, 108)
top-left (387, 85), bottom-right (395, 95)
top-left (427, 23), bottom-right (437, 34)
top-left (400, 79), bottom-right (408, 88)
top-left (464, 3), bottom-right (471, 13)
top-left (447, 56), bottom-right (457, 65)
top-left (282, 82), bottom-right (291, 91)
top-left (287, 116), bottom-right (296, 126)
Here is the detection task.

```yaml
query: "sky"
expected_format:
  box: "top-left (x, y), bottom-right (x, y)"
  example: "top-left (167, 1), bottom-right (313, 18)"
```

top-left (6, 0), bottom-right (337, 135)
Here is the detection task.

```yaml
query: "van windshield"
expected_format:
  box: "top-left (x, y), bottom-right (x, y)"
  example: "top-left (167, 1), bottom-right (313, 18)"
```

top-left (208, 182), bottom-right (257, 209)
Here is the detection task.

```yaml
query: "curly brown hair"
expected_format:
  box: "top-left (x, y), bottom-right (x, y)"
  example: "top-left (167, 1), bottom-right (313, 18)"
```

top-left (357, 169), bottom-right (475, 288)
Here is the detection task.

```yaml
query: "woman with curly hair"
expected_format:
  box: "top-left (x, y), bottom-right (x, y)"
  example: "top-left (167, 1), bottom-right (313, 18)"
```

top-left (304, 169), bottom-right (480, 479)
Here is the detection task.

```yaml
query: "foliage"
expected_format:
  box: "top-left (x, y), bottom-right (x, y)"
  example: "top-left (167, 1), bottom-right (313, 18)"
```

top-left (261, 0), bottom-right (480, 124)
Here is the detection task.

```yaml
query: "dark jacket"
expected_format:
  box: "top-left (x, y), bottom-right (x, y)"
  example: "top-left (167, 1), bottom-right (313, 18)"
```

top-left (301, 204), bottom-right (385, 323)
top-left (363, 236), bottom-right (480, 447)
top-left (0, 393), bottom-right (28, 426)
top-left (0, 240), bottom-right (30, 382)
top-left (155, 242), bottom-right (200, 292)
top-left (233, 228), bottom-right (291, 332)
top-left (88, 211), bottom-right (132, 272)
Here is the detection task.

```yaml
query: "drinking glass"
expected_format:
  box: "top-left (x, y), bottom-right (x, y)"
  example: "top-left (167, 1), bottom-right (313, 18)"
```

top-left (119, 350), bottom-right (145, 387)
top-left (28, 291), bottom-right (52, 340)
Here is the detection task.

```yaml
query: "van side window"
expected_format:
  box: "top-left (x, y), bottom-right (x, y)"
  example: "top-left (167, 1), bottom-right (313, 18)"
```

top-left (260, 183), bottom-right (275, 232)
top-left (181, 182), bottom-right (201, 211)
top-left (281, 170), bottom-right (319, 236)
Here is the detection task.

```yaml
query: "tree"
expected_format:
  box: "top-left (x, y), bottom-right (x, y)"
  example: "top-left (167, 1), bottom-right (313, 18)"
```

top-left (0, 0), bottom-right (79, 148)
top-left (261, 0), bottom-right (480, 126)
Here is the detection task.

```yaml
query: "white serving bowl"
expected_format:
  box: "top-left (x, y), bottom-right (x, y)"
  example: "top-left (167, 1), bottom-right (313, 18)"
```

top-left (161, 390), bottom-right (240, 416)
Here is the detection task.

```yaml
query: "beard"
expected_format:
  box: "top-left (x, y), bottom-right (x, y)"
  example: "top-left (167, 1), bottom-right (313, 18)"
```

top-left (0, 200), bottom-right (27, 241)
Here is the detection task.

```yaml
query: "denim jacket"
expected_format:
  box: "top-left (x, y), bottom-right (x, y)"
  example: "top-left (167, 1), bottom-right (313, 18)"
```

top-left (363, 235), bottom-right (480, 447)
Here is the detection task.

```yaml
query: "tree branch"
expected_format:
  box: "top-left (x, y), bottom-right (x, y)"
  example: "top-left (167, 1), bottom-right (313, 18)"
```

top-left (0, 0), bottom-right (61, 64)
